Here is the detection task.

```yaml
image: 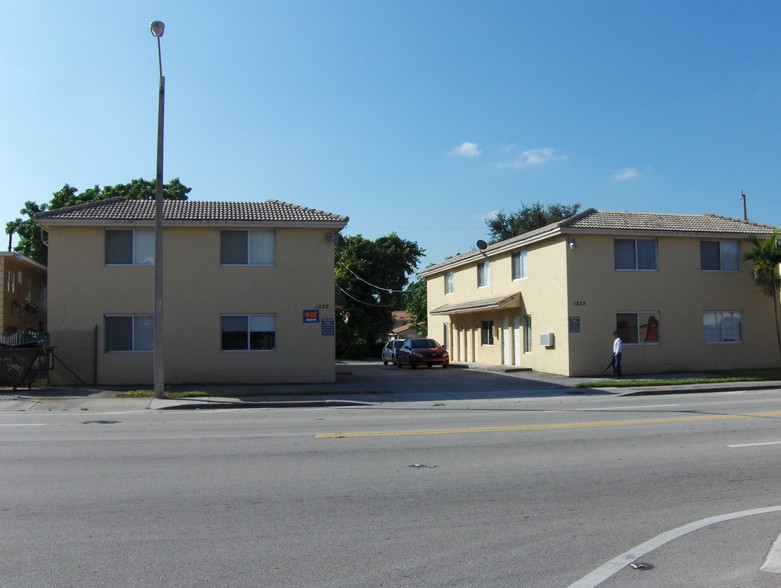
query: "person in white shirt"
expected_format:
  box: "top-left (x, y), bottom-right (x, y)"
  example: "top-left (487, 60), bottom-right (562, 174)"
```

top-left (612, 331), bottom-right (623, 378)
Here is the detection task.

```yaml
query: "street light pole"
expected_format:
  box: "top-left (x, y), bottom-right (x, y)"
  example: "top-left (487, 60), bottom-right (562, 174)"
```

top-left (150, 20), bottom-right (165, 399)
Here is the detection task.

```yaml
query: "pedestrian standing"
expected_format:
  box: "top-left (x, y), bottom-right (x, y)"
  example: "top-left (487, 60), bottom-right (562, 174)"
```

top-left (612, 331), bottom-right (623, 378)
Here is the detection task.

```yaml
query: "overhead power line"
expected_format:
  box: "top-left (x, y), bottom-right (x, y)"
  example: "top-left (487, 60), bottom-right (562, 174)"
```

top-left (338, 261), bottom-right (407, 294)
top-left (339, 287), bottom-right (395, 308)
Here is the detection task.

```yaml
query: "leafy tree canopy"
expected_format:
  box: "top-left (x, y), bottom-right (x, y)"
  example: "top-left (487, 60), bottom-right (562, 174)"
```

top-left (486, 201), bottom-right (581, 244)
top-left (404, 277), bottom-right (428, 337)
top-left (6, 178), bottom-right (191, 265)
top-left (335, 233), bottom-right (424, 358)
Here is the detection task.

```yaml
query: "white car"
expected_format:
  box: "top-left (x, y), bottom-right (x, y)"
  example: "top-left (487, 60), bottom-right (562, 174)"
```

top-left (381, 339), bottom-right (405, 365)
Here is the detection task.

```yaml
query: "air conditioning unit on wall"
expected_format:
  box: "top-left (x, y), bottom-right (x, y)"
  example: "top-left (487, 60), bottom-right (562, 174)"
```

top-left (539, 333), bottom-right (555, 348)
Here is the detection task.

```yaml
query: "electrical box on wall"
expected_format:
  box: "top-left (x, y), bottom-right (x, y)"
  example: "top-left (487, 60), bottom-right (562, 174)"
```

top-left (540, 333), bottom-right (555, 348)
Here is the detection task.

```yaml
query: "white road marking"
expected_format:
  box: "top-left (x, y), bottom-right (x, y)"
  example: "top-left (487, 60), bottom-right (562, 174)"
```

top-left (728, 441), bottom-right (781, 448)
top-left (568, 505), bottom-right (781, 588)
top-left (0, 423), bottom-right (45, 427)
top-left (761, 533), bottom-right (781, 573)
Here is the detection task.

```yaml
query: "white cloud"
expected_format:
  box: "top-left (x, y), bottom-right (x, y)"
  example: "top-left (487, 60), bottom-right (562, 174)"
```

top-left (613, 167), bottom-right (639, 182)
top-left (477, 209), bottom-right (500, 221)
top-left (498, 147), bottom-right (564, 169)
top-left (612, 165), bottom-right (652, 182)
top-left (449, 142), bottom-right (481, 158)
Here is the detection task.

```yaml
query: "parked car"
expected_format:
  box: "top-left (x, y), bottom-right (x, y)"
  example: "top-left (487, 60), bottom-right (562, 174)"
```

top-left (395, 338), bottom-right (449, 368)
top-left (381, 339), bottom-right (405, 365)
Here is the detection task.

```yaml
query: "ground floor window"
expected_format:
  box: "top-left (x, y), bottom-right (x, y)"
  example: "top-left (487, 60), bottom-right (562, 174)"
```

top-left (481, 320), bottom-right (494, 345)
top-left (105, 315), bottom-right (154, 352)
top-left (704, 311), bottom-right (742, 343)
top-left (221, 314), bottom-right (276, 351)
top-left (616, 311), bottom-right (660, 344)
top-left (524, 315), bottom-right (532, 353)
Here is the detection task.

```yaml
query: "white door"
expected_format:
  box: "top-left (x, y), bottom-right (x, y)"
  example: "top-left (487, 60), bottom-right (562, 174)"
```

top-left (513, 317), bottom-right (522, 366)
top-left (502, 317), bottom-right (511, 365)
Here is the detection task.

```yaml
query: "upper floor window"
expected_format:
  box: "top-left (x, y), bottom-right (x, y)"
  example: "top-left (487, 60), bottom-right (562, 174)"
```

top-left (700, 240), bottom-right (739, 271)
top-left (704, 311), bottom-right (742, 343)
top-left (105, 229), bottom-right (154, 266)
top-left (221, 314), bottom-right (276, 351)
top-left (614, 238), bottom-right (658, 271)
top-left (105, 314), bottom-right (154, 352)
top-left (445, 271), bottom-right (454, 294)
top-left (477, 260), bottom-right (490, 287)
top-left (512, 250), bottom-right (528, 280)
top-left (221, 230), bottom-right (275, 265)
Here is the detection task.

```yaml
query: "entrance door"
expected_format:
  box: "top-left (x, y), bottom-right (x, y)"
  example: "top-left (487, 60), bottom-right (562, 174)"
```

top-left (502, 317), bottom-right (511, 365)
top-left (513, 317), bottom-right (522, 366)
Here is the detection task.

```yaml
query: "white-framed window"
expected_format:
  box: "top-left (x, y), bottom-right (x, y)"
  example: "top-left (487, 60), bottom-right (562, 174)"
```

top-left (700, 240), bottom-right (740, 271)
top-left (614, 238), bottom-right (658, 271)
top-left (512, 250), bottom-right (528, 280)
top-left (616, 311), bottom-right (660, 344)
top-left (523, 315), bottom-right (532, 353)
top-left (704, 311), bottom-right (742, 343)
top-left (477, 260), bottom-right (490, 287)
top-left (221, 230), bottom-right (275, 265)
top-left (445, 271), bottom-right (454, 295)
top-left (5, 271), bottom-right (14, 293)
top-left (481, 320), bottom-right (494, 345)
top-left (221, 314), bottom-right (276, 351)
top-left (105, 315), bottom-right (154, 352)
top-left (105, 229), bottom-right (154, 266)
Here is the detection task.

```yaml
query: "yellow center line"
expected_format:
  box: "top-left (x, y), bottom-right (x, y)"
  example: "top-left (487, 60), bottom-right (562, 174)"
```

top-left (315, 412), bottom-right (781, 438)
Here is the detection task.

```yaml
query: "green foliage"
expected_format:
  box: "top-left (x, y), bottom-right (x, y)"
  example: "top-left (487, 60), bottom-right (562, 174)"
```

top-left (6, 178), bottom-right (191, 266)
top-left (335, 233), bottom-right (424, 358)
top-left (744, 229), bottom-right (781, 360)
top-left (486, 201), bottom-right (581, 244)
top-left (404, 277), bottom-right (428, 336)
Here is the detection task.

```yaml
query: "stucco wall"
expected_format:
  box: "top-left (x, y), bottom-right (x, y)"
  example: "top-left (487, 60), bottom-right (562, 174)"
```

top-left (426, 237), bottom-right (571, 374)
top-left (1, 254), bottom-right (47, 336)
top-left (565, 234), bottom-right (779, 375)
top-left (47, 225), bottom-right (338, 385)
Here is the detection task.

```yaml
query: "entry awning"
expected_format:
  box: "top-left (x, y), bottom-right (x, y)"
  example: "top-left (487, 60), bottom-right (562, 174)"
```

top-left (430, 292), bottom-right (521, 315)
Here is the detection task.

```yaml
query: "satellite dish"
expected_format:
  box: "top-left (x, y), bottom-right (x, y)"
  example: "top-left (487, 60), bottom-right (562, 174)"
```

top-left (476, 240), bottom-right (488, 251)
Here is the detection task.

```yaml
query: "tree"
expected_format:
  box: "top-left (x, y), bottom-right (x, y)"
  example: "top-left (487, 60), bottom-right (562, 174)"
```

top-left (404, 277), bottom-right (428, 337)
top-left (6, 178), bottom-right (191, 265)
top-left (335, 233), bottom-right (424, 358)
top-left (486, 201), bottom-right (581, 243)
top-left (744, 229), bottom-right (781, 361)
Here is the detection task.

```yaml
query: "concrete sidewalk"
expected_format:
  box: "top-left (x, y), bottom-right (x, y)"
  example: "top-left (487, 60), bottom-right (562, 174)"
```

top-left (1, 361), bottom-right (780, 412)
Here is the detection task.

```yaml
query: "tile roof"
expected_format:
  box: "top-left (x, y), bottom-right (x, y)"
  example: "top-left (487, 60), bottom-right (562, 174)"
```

top-left (564, 209), bottom-right (775, 234)
top-left (35, 197), bottom-right (349, 225)
top-left (420, 208), bottom-right (776, 276)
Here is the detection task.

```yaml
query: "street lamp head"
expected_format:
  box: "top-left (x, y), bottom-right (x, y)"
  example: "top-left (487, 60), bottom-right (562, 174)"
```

top-left (150, 21), bottom-right (165, 38)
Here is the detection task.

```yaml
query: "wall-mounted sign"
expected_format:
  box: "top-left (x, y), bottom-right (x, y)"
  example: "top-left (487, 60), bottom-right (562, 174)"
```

top-left (569, 316), bottom-right (581, 333)
top-left (321, 317), bottom-right (335, 336)
top-left (303, 309), bottom-right (320, 323)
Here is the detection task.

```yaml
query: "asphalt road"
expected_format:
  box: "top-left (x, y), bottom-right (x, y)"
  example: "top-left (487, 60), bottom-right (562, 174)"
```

top-left (2, 384), bottom-right (781, 587)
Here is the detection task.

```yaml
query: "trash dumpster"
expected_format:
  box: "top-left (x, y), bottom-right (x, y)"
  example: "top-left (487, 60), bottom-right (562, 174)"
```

top-left (0, 346), bottom-right (54, 390)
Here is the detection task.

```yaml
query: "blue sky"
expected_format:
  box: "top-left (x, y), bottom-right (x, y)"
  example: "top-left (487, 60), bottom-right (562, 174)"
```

top-left (1, 1), bottom-right (779, 268)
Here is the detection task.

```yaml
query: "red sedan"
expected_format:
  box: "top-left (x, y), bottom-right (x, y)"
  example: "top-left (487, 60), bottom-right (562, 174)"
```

top-left (395, 338), bottom-right (449, 368)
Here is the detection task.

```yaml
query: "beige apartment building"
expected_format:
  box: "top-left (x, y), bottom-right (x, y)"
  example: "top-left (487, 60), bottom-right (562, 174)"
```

top-left (420, 209), bottom-right (779, 376)
top-left (36, 198), bottom-right (348, 386)
top-left (1, 252), bottom-right (47, 338)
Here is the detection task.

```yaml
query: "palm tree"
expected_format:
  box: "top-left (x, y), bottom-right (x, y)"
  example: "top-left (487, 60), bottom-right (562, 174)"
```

top-left (744, 228), bottom-right (781, 360)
